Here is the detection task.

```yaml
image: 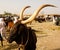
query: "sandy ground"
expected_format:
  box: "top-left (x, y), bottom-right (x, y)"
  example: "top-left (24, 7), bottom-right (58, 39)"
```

top-left (0, 21), bottom-right (60, 50)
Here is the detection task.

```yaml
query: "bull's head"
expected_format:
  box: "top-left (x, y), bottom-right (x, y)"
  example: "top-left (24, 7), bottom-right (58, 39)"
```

top-left (7, 6), bottom-right (31, 43)
top-left (7, 4), bottom-right (56, 43)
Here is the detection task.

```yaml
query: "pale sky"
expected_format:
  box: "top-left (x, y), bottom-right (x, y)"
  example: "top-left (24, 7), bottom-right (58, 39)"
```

top-left (0, 0), bottom-right (60, 14)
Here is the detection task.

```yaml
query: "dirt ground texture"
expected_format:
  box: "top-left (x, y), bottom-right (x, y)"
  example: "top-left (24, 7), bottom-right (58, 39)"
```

top-left (0, 21), bottom-right (60, 50)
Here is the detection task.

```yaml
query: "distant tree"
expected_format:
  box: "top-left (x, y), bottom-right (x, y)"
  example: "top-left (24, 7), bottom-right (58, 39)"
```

top-left (4, 11), bottom-right (12, 16)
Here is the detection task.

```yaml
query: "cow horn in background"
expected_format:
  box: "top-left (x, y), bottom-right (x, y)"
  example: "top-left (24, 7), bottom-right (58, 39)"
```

top-left (21, 4), bottom-right (56, 24)
top-left (19, 6), bottom-right (31, 20)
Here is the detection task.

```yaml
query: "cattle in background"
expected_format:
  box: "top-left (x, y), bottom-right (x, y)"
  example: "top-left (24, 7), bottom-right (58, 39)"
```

top-left (53, 15), bottom-right (60, 25)
top-left (0, 18), bottom-right (6, 46)
top-left (34, 14), bottom-right (54, 23)
top-left (34, 6), bottom-right (56, 23)
top-left (13, 16), bottom-right (19, 24)
top-left (4, 16), bottom-right (14, 31)
top-left (35, 15), bottom-right (45, 23)
top-left (4, 4), bottom-right (56, 50)
top-left (44, 15), bottom-right (53, 22)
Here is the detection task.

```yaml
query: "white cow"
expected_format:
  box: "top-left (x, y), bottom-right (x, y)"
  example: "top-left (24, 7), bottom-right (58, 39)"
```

top-left (0, 18), bottom-right (6, 40)
top-left (13, 16), bottom-right (19, 24)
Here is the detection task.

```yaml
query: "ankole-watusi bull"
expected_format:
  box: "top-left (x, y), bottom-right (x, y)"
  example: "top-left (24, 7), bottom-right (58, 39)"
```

top-left (6, 4), bottom-right (56, 50)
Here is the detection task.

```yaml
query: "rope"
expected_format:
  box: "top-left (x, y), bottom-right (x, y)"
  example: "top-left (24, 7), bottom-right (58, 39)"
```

top-left (19, 29), bottom-right (29, 50)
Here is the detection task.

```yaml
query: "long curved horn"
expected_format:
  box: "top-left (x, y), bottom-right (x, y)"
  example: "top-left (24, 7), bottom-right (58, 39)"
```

top-left (19, 6), bottom-right (31, 20)
top-left (21, 4), bottom-right (56, 24)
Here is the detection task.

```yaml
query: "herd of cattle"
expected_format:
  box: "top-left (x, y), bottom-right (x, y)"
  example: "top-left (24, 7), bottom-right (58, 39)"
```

top-left (0, 4), bottom-right (56, 50)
